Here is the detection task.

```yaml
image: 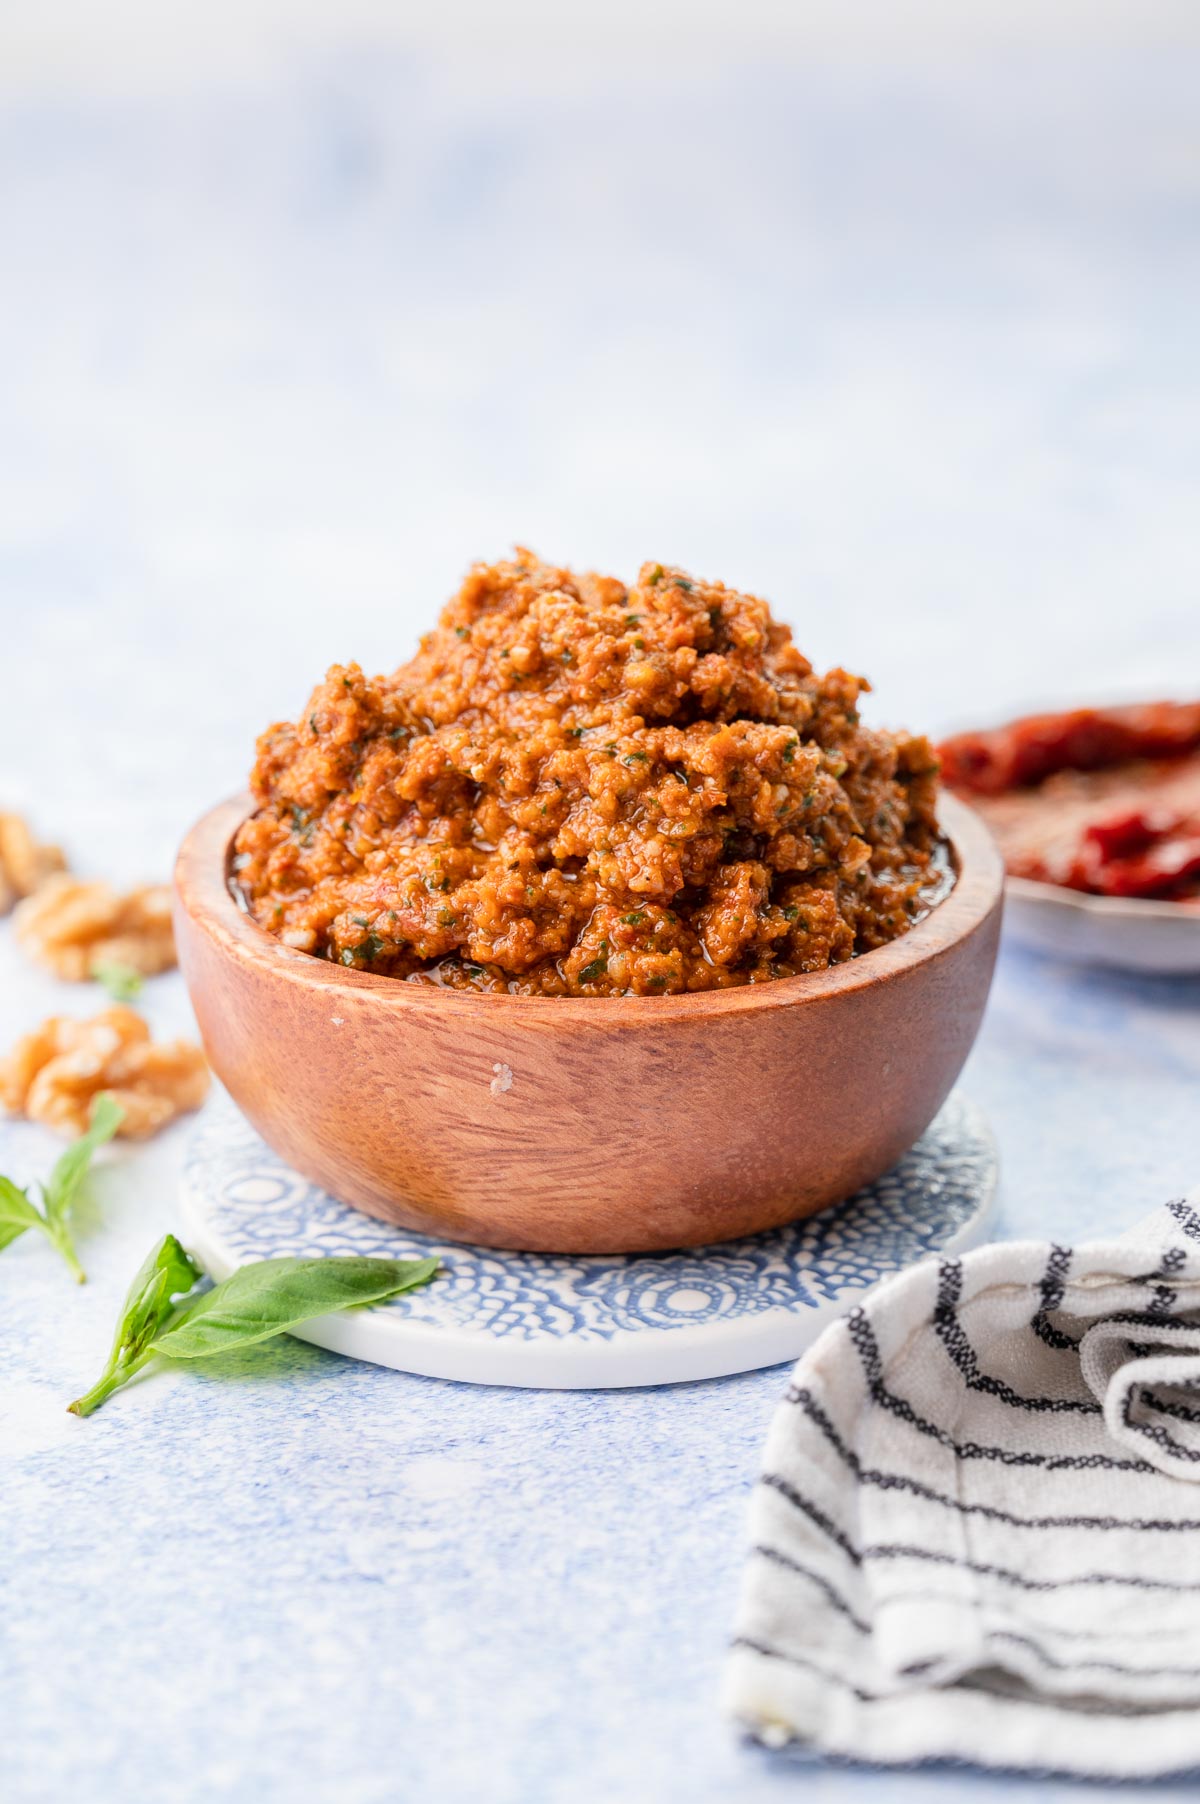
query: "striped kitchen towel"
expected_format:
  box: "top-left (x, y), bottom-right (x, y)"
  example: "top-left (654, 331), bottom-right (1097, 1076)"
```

top-left (725, 1199), bottom-right (1200, 1780)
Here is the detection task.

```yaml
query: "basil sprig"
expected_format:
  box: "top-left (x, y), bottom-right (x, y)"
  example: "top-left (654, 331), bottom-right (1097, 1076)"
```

top-left (91, 959), bottom-right (144, 1003)
top-left (69, 1235), bottom-right (440, 1416)
top-left (0, 1095), bottom-right (123, 1282)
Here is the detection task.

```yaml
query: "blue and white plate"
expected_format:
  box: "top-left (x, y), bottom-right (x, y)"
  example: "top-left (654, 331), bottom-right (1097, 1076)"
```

top-left (181, 1091), bottom-right (998, 1389)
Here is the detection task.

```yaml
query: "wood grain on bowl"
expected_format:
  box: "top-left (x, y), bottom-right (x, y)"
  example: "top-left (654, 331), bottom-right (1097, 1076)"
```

top-left (174, 792), bottom-right (1003, 1254)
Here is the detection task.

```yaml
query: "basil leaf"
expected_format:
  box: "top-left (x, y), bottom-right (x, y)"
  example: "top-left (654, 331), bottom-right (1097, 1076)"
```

top-left (0, 1176), bottom-right (43, 1253)
top-left (111, 1232), bottom-right (206, 1362)
top-left (152, 1255), bottom-right (440, 1360)
top-left (24, 1094), bottom-right (126, 1283)
top-left (91, 959), bottom-right (144, 1003)
top-left (41, 1094), bottom-right (124, 1234)
top-left (69, 1247), bottom-right (440, 1416)
top-left (69, 1233), bottom-right (206, 1416)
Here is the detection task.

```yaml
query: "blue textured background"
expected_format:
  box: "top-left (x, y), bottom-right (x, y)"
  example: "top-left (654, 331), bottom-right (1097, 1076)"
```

top-left (2, 12), bottom-right (1199, 1800)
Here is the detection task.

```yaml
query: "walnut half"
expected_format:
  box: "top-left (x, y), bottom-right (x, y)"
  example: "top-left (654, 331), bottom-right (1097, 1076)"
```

top-left (0, 1007), bottom-right (210, 1138)
top-left (14, 876), bottom-right (177, 981)
top-left (0, 812), bottom-right (66, 915)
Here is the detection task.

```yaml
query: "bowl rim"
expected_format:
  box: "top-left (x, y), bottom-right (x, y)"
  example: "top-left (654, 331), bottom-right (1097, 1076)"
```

top-left (174, 790), bottom-right (1003, 1023)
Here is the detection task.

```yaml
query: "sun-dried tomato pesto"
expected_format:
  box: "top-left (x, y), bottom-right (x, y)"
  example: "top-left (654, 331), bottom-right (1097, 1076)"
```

top-left (233, 554), bottom-right (946, 995)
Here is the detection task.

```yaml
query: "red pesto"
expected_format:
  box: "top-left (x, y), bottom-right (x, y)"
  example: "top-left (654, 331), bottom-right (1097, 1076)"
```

top-left (233, 552), bottom-right (947, 994)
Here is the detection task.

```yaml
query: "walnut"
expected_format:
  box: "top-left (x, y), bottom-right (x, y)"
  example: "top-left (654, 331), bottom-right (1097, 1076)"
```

top-left (13, 876), bottom-right (176, 980)
top-left (0, 1007), bottom-right (209, 1138)
top-left (0, 812), bottom-right (66, 914)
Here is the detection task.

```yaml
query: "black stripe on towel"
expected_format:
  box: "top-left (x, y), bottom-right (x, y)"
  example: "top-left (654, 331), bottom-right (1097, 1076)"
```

top-left (731, 1636), bottom-right (878, 1702)
top-left (760, 1473), bottom-right (1200, 1593)
top-left (730, 1639), bottom-right (1148, 1717)
top-left (844, 1310), bottom-right (1156, 1472)
top-left (866, 1543), bottom-right (1200, 1596)
top-left (990, 1629), bottom-right (1200, 1682)
top-left (1120, 1390), bottom-right (1200, 1463)
top-left (782, 1386), bottom-right (1200, 1531)
top-left (750, 1546), bottom-right (1200, 1679)
top-left (1143, 1392), bottom-right (1200, 1426)
top-left (1165, 1199), bottom-right (1200, 1245)
top-left (1031, 1244), bottom-right (1080, 1350)
top-left (750, 1544), bottom-right (872, 1633)
top-left (934, 1260), bottom-right (1100, 1414)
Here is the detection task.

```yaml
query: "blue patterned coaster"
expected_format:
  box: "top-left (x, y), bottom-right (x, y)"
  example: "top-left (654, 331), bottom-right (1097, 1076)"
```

top-left (181, 1090), bottom-right (997, 1388)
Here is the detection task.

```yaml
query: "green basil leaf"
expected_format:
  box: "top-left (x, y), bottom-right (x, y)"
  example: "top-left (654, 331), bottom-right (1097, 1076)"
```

top-left (42, 1095), bottom-right (124, 1232)
top-left (91, 959), bottom-right (144, 1003)
top-left (68, 1233), bottom-right (206, 1415)
top-left (69, 1247), bottom-right (439, 1416)
top-left (111, 1232), bottom-right (206, 1362)
top-left (0, 1175), bottom-right (44, 1253)
top-left (150, 1255), bottom-right (440, 1360)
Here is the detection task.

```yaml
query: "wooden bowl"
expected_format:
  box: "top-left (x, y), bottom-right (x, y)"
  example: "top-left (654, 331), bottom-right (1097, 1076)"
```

top-left (174, 792), bottom-right (1003, 1254)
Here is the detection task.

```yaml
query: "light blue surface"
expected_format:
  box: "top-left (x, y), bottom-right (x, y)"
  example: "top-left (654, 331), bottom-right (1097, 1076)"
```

top-left (2, 21), bottom-right (1200, 1803)
top-left (182, 1089), bottom-right (994, 1360)
top-left (2, 948), bottom-right (1199, 1804)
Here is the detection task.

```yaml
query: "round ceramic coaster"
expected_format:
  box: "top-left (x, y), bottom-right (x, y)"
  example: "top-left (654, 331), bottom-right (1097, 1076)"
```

top-left (181, 1091), bottom-right (997, 1389)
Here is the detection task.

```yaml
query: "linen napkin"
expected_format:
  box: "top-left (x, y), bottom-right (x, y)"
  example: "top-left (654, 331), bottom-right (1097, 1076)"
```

top-left (725, 1198), bottom-right (1200, 1780)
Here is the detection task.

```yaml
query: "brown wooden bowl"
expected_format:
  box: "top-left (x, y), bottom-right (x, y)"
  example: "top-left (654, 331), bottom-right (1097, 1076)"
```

top-left (174, 792), bottom-right (1003, 1254)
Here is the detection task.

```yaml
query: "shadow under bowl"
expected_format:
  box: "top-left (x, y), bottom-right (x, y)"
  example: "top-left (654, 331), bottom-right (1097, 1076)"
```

top-left (173, 792), bottom-right (1003, 1254)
